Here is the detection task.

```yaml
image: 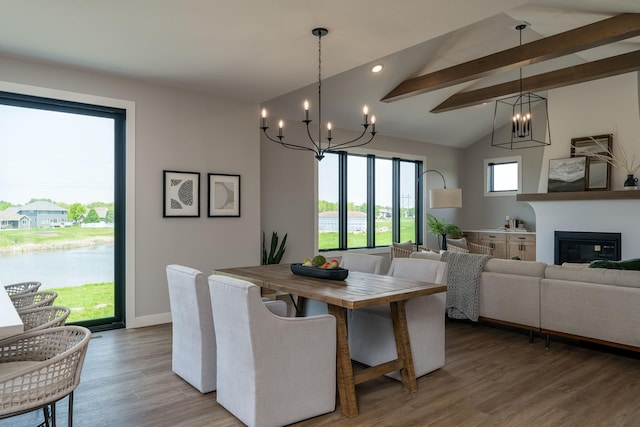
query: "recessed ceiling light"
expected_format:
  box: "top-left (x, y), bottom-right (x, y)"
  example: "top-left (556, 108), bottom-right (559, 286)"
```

top-left (371, 64), bottom-right (383, 73)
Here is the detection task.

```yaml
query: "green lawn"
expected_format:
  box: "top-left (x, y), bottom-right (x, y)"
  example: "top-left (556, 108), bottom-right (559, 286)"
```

top-left (319, 218), bottom-right (417, 250)
top-left (0, 226), bottom-right (113, 248)
top-left (47, 282), bottom-right (114, 323)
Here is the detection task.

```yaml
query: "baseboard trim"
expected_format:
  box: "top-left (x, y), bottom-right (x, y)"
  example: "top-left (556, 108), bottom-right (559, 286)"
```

top-left (128, 312), bottom-right (171, 329)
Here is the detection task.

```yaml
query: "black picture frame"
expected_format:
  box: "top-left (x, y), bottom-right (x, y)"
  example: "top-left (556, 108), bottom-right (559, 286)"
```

top-left (163, 170), bottom-right (200, 217)
top-left (208, 173), bottom-right (240, 217)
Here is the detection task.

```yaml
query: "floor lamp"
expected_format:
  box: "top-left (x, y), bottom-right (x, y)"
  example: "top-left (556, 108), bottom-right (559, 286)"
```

top-left (419, 170), bottom-right (462, 250)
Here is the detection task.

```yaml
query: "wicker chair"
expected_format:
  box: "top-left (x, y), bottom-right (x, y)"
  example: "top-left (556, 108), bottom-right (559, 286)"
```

top-left (19, 306), bottom-right (71, 332)
top-left (3, 281), bottom-right (41, 297)
top-left (10, 291), bottom-right (58, 313)
top-left (446, 238), bottom-right (494, 256)
top-left (0, 325), bottom-right (91, 427)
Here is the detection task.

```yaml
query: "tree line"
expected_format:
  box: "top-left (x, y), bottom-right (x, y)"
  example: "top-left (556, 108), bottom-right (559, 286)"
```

top-left (0, 198), bottom-right (114, 224)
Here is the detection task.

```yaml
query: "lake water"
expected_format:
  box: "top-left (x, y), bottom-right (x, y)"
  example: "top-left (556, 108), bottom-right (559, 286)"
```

top-left (0, 245), bottom-right (114, 289)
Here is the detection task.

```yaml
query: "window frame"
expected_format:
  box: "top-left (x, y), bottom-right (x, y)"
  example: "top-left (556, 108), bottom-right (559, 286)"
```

top-left (318, 150), bottom-right (424, 252)
top-left (484, 155), bottom-right (522, 197)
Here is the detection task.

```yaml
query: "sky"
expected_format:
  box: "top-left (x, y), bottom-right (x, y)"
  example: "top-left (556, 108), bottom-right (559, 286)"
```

top-left (0, 104), bottom-right (114, 205)
top-left (318, 152), bottom-right (416, 208)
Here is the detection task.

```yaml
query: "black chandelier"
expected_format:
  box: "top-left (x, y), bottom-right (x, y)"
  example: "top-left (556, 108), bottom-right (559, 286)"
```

top-left (260, 27), bottom-right (377, 161)
top-left (491, 24), bottom-right (550, 149)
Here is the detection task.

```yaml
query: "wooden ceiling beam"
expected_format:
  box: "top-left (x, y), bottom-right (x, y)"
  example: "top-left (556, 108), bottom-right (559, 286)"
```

top-left (430, 50), bottom-right (640, 113)
top-left (382, 13), bottom-right (640, 103)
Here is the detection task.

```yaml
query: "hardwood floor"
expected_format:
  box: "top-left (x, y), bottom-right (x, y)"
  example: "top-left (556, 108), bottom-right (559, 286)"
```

top-left (6, 320), bottom-right (640, 427)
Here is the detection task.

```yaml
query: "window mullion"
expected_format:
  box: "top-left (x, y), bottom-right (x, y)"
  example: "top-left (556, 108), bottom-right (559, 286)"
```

top-left (338, 152), bottom-right (348, 250)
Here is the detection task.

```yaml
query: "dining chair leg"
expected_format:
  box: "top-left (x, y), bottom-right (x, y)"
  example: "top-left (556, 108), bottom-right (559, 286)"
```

top-left (68, 391), bottom-right (74, 427)
top-left (51, 401), bottom-right (57, 427)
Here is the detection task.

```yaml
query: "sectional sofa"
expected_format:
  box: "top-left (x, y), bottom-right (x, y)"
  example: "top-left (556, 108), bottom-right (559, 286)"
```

top-left (410, 251), bottom-right (640, 351)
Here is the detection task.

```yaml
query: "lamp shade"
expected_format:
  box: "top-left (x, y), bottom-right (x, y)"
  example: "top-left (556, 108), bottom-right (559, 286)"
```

top-left (429, 188), bottom-right (462, 209)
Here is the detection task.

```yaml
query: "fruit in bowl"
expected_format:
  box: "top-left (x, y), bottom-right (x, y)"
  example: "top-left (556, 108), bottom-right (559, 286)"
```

top-left (301, 256), bottom-right (340, 269)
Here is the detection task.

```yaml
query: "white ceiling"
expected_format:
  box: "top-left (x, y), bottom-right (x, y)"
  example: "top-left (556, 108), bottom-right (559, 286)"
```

top-left (1, 0), bottom-right (639, 148)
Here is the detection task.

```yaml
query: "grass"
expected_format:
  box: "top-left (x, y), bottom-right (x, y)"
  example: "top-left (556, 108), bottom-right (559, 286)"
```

top-left (47, 282), bottom-right (114, 323)
top-left (319, 218), bottom-right (417, 250)
top-left (0, 226), bottom-right (113, 248)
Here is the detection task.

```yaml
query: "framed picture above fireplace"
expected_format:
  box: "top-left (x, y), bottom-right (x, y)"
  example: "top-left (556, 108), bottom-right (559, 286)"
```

top-left (548, 156), bottom-right (587, 193)
top-left (570, 134), bottom-right (612, 191)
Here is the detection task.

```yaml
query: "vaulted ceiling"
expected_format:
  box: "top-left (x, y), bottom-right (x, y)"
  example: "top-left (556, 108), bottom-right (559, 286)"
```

top-left (1, 0), bottom-right (639, 148)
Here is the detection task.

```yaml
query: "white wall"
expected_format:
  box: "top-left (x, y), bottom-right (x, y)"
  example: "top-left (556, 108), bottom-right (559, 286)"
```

top-left (0, 55), bottom-right (261, 327)
top-left (530, 72), bottom-right (640, 263)
top-left (538, 73), bottom-right (640, 192)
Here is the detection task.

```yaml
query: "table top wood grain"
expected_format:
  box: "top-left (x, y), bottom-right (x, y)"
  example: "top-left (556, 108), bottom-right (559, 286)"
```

top-left (0, 286), bottom-right (24, 340)
top-left (214, 263), bottom-right (447, 309)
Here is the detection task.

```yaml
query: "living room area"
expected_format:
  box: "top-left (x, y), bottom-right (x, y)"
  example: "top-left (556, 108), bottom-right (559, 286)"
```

top-left (2, 2), bottom-right (640, 426)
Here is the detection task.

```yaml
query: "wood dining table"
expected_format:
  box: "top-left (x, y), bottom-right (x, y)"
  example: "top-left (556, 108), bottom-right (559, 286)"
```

top-left (0, 286), bottom-right (24, 340)
top-left (214, 263), bottom-right (447, 418)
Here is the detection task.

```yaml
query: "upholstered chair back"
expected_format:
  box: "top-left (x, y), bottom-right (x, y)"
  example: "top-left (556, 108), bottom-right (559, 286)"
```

top-left (209, 274), bottom-right (336, 427)
top-left (339, 253), bottom-right (384, 274)
top-left (166, 264), bottom-right (216, 393)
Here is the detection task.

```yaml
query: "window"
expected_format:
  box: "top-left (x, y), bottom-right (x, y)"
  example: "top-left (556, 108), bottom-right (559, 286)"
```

top-left (485, 156), bottom-right (522, 196)
top-left (0, 91), bottom-right (126, 330)
top-left (318, 151), bottom-right (422, 251)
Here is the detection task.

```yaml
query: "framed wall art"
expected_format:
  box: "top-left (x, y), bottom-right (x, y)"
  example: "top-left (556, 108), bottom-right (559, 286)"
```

top-left (547, 157), bottom-right (586, 193)
top-left (163, 170), bottom-right (200, 217)
top-left (571, 134), bottom-right (612, 191)
top-left (208, 173), bottom-right (240, 217)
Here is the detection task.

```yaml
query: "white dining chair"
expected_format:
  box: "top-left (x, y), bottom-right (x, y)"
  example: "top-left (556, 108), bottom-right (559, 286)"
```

top-left (208, 274), bottom-right (336, 427)
top-left (166, 265), bottom-right (286, 394)
top-left (348, 257), bottom-right (448, 379)
top-left (304, 253), bottom-right (383, 317)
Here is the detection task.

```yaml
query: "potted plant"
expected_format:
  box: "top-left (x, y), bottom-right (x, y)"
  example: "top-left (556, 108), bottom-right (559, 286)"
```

top-left (426, 214), bottom-right (462, 250)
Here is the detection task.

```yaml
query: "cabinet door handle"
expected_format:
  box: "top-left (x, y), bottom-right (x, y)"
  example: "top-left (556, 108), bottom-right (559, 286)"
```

top-left (518, 237), bottom-right (525, 240)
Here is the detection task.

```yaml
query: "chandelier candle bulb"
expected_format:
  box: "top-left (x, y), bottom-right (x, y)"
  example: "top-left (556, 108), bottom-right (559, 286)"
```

top-left (327, 122), bottom-right (332, 139)
top-left (261, 108), bottom-right (267, 128)
top-left (304, 100), bottom-right (309, 121)
top-left (278, 120), bottom-right (283, 137)
top-left (363, 105), bottom-right (369, 125)
top-left (371, 115), bottom-right (376, 133)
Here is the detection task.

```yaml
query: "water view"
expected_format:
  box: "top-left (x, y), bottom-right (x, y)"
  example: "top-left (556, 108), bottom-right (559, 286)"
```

top-left (0, 245), bottom-right (113, 289)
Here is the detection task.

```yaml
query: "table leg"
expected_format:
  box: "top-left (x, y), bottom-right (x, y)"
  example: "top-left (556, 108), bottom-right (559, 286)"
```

top-left (327, 304), bottom-right (358, 418)
top-left (390, 300), bottom-right (417, 393)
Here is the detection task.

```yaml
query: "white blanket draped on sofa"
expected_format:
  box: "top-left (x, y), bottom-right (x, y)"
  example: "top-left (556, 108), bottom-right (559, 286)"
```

top-left (442, 252), bottom-right (492, 321)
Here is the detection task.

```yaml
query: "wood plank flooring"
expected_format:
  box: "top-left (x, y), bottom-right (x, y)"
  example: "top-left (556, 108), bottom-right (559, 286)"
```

top-left (5, 320), bottom-right (640, 427)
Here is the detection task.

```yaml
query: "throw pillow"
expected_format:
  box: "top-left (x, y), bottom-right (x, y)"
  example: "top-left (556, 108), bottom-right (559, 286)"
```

top-left (588, 258), bottom-right (640, 270)
top-left (446, 237), bottom-right (468, 250)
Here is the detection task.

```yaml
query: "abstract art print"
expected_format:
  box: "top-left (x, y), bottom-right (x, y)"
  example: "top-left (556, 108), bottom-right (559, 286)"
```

top-left (163, 170), bottom-right (200, 217)
top-left (208, 173), bottom-right (240, 217)
top-left (547, 157), bottom-right (586, 192)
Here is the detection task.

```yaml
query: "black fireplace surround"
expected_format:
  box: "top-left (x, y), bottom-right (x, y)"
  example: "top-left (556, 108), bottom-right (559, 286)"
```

top-left (554, 231), bottom-right (621, 265)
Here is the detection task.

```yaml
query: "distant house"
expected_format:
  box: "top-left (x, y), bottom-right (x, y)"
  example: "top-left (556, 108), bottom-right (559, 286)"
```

top-left (0, 211), bottom-right (30, 230)
top-left (318, 210), bottom-right (367, 232)
top-left (93, 207), bottom-right (109, 219)
top-left (12, 201), bottom-right (68, 228)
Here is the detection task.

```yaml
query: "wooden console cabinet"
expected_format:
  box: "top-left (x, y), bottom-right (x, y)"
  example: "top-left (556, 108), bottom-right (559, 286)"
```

top-left (462, 230), bottom-right (536, 260)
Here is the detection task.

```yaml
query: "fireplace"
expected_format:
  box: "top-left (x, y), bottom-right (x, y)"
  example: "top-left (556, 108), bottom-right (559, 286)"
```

top-left (554, 231), bottom-right (621, 265)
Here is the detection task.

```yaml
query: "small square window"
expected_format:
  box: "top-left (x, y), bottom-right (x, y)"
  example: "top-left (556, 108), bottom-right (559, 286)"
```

top-left (485, 156), bottom-right (522, 196)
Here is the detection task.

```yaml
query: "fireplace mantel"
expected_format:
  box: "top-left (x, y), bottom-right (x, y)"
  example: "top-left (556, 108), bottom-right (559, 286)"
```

top-left (517, 190), bottom-right (640, 202)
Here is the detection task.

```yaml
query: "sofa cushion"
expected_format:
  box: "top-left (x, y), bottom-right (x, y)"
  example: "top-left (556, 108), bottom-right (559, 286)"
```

top-left (545, 264), bottom-right (640, 289)
top-left (483, 258), bottom-right (546, 278)
top-left (589, 258), bottom-right (640, 270)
